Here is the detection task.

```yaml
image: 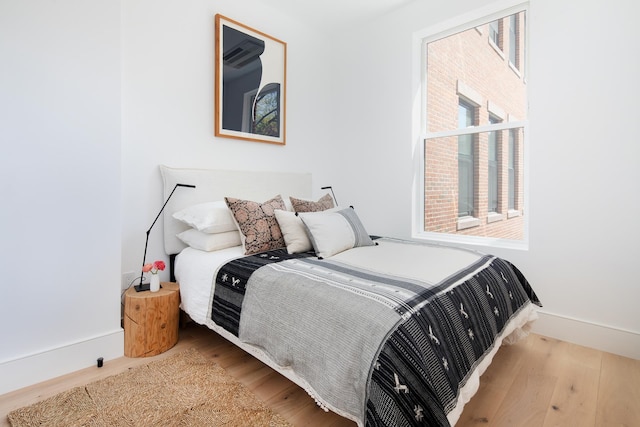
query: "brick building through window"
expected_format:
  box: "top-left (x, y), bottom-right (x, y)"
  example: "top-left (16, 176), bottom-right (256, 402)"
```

top-left (423, 10), bottom-right (526, 241)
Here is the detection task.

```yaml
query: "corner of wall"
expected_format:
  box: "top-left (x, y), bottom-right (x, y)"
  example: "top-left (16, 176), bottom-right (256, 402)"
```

top-left (531, 311), bottom-right (640, 360)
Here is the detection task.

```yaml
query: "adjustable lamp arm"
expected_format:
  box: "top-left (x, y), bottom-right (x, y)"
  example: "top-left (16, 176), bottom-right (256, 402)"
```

top-left (135, 183), bottom-right (195, 292)
top-left (321, 186), bottom-right (338, 206)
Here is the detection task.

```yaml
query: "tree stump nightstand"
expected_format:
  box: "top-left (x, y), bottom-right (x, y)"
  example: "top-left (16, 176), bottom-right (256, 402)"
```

top-left (124, 282), bottom-right (180, 357)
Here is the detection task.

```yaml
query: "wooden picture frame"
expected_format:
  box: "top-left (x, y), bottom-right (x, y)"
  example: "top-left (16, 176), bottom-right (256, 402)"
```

top-left (215, 14), bottom-right (287, 145)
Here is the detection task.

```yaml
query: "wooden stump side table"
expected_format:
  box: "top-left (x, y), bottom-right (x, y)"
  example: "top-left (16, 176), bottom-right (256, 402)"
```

top-left (124, 282), bottom-right (180, 357)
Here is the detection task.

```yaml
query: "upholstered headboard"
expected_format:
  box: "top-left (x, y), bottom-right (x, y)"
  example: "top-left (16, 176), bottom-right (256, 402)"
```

top-left (160, 165), bottom-right (312, 256)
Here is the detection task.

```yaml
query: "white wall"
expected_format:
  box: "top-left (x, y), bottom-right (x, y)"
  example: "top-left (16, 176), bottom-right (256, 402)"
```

top-left (327, 0), bottom-right (640, 358)
top-left (120, 0), bottom-right (334, 280)
top-left (0, 0), bottom-right (123, 394)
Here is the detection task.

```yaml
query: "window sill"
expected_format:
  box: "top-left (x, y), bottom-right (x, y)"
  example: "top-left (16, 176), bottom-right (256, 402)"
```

top-left (507, 209), bottom-right (521, 219)
top-left (487, 212), bottom-right (504, 224)
top-left (457, 216), bottom-right (481, 230)
top-left (489, 39), bottom-right (505, 59)
top-left (412, 230), bottom-right (529, 251)
top-left (509, 61), bottom-right (522, 78)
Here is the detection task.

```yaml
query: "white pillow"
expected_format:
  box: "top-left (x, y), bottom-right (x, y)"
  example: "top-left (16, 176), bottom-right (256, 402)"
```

top-left (274, 209), bottom-right (313, 254)
top-left (172, 201), bottom-right (237, 234)
top-left (298, 208), bottom-right (375, 258)
top-left (176, 229), bottom-right (241, 252)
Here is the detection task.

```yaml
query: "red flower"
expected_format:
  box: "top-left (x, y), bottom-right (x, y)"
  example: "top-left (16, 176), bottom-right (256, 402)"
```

top-left (143, 260), bottom-right (165, 275)
top-left (153, 260), bottom-right (166, 272)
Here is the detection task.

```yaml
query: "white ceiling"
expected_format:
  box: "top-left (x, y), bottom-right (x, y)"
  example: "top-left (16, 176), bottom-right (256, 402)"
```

top-left (266, 0), bottom-right (417, 29)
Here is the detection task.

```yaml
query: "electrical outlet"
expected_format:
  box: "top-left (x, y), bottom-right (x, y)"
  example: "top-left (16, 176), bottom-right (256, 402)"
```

top-left (122, 272), bottom-right (138, 290)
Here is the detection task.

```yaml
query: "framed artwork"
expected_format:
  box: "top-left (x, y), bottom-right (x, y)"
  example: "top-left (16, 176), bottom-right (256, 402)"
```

top-left (215, 14), bottom-right (287, 145)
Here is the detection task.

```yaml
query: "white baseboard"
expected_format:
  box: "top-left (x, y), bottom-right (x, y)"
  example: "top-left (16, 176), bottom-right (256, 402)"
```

top-left (531, 311), bottom-right (640, 360)
top-left (0, 329), bottom-right (124, 396)
top-left (0, 314), bottom-right (636, 396)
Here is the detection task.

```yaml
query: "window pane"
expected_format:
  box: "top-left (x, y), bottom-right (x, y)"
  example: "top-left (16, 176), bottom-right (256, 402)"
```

top-left (425, 13), bottom-right (526, 134)
top-left (489, 20), bottom-right (499, 46)
top-left (458, 151), bottom-right (474, 217)
top-left (509, 129), bottom-right (517, 210)
top-left (424, 128), bottom-right (524, 240)
top-left (458, 101), bottom-right (475, 217)
top-left (488, 135), bottom-right (498, 213)
top-left (488, 115), bottom-right (500, 212)
top-left (459, 134), bottom-right (473, 155)
top-left (509, 14), bottom-right (518, 67)
top-left (488, 159), bottom-right (498, 212)
top-left (458, 101), bottom-right (474, 128)
top-left (488, 135), bottom-right (497, 160)
top-left (252, 83), bottom-right (281, 137)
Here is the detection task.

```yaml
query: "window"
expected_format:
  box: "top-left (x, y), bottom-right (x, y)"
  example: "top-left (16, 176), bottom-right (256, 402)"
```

top-left (252, 83), bottom-right (281, 137)
top-left (489, 20), bottom-right (500, 47)
top-left (488, 115), bottom-right (501, 213)
top-left (508, 129), bottom-right (517, 210)
top-left (458, 100), bottom-right (475, 217)
top-left (241, 84), bottom-right (281, 137)
top-left (417, 5), bottom-right (528, 246)
top-left (509, 14), bottom-right (519, 68)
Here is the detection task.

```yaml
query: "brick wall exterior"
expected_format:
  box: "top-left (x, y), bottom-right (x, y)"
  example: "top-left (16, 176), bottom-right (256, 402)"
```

top-left (424, 12), bottom-right (526, 240)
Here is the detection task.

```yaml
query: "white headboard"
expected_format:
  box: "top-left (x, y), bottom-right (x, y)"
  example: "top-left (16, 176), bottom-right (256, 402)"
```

top-left (160, 165), bottom-right (312, 255)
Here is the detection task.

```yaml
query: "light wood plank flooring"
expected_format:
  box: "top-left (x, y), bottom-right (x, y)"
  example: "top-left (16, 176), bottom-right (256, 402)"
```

top-left (1, 323), bottom-right (638, 426)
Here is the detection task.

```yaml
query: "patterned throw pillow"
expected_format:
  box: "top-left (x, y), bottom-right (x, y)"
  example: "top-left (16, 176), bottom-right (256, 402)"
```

top-left (225, 195), bottom-right (287, 255)
top-left (290, 193), bottom-right (335, 213)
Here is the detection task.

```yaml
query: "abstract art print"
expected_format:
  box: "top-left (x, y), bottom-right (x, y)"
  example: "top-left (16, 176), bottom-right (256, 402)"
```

top-left (215, 14), bottom-right (286, 145)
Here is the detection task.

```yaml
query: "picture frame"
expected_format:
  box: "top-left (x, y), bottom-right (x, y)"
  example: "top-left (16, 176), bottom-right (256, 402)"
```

top-left (215, 14), bottom-right (287, 145)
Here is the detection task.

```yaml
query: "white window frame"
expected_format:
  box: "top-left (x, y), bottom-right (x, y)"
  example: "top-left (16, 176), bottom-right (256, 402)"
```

top-left (411, 0), bottom-right (529, 251)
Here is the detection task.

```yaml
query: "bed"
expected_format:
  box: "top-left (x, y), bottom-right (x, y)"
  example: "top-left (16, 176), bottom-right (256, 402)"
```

top-left (160, 165), bottom-right (541, 427)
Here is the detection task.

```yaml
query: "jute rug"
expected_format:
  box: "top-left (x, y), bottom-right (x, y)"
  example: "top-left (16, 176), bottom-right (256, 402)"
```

top-left (8, 348), bottom-right (292, 426)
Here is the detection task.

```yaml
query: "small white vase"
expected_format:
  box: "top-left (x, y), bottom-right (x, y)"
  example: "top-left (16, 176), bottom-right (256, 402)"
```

top-left (150, 274), bottom-right (160, 292)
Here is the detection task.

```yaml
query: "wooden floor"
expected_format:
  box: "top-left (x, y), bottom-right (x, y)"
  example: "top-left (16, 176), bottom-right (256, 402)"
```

top-left (1, 323), bottom-right (638, 426)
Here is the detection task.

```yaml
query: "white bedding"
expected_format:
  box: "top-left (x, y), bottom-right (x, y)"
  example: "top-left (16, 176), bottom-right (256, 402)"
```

top-left (175, 246), bottom-right (244, 325)
top-left (175, 239), bottom-right (483, 326)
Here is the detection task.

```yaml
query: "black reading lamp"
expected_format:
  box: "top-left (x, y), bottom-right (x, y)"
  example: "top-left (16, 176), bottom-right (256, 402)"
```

top-left (320, 186), bottom-right (338, 206)
top-left (135, 183), bottom-right (196, 292)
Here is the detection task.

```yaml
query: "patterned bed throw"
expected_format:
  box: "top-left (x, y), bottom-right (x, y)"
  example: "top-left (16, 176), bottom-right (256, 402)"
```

top-left (211, 248), bottom-right (311, 336)
top-left (210, 238), bottom-right (541, 426)
top-left (366, 256), bottom-right (539, 426)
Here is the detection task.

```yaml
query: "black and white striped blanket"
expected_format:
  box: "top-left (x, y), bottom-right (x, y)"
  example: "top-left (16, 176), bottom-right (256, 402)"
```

top-left (211, 248), bottom-right (310, 336)
top-left (211, 238), bottom-right (540, 426)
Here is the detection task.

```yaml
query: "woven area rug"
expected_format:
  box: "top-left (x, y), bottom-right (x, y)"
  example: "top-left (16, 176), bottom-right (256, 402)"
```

top-left (8, 348), bottom-right (292, 426)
